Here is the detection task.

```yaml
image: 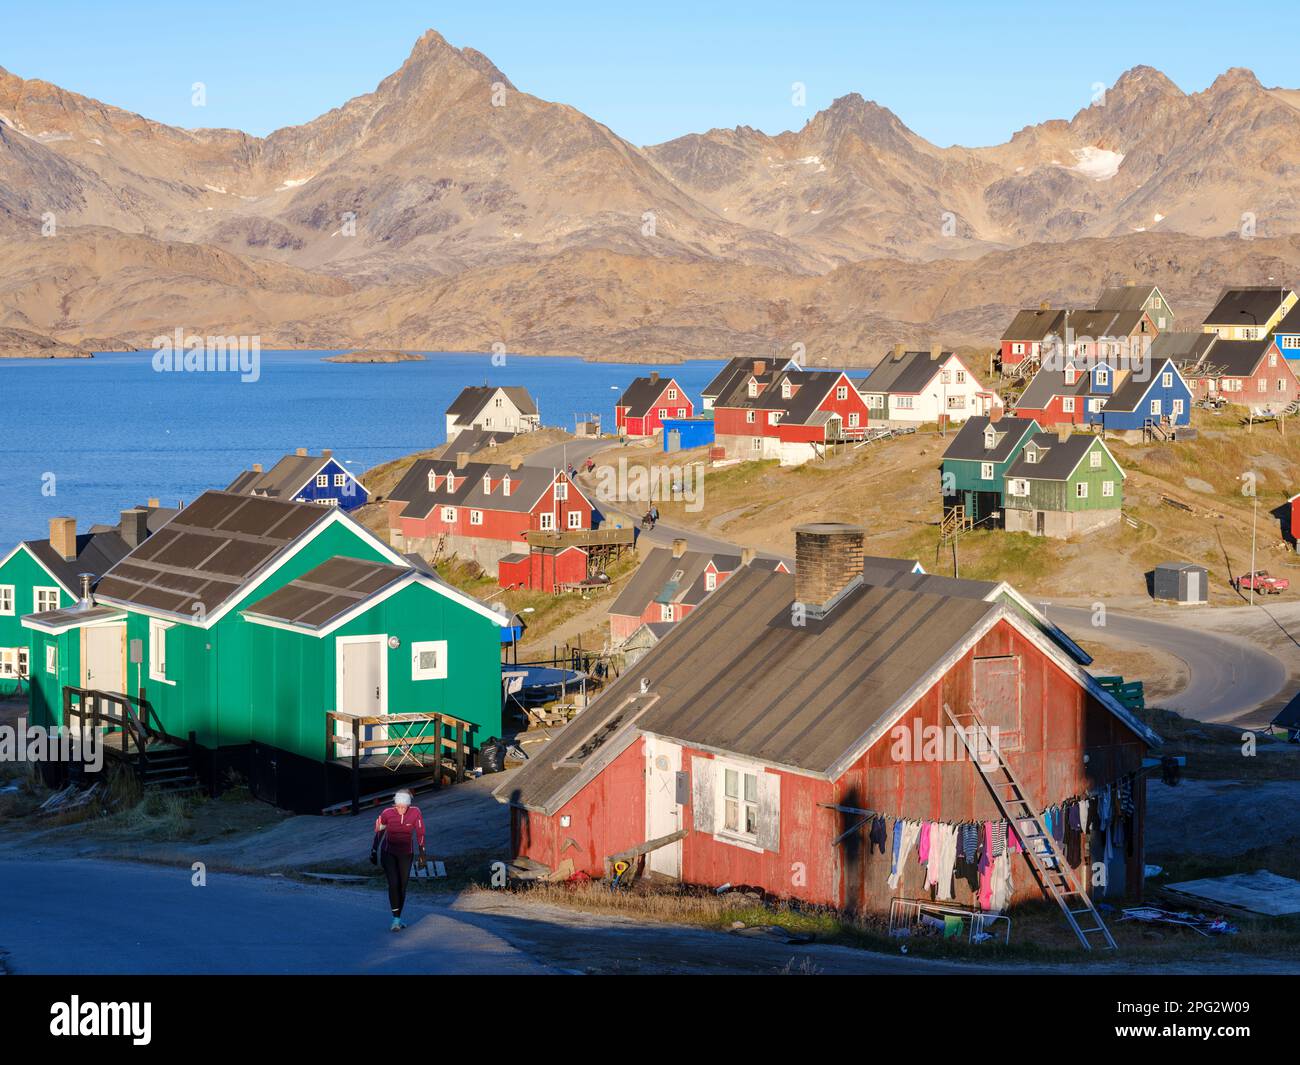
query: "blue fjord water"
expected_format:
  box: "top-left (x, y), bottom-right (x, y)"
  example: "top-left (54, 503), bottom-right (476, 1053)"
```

top-left (0, 350), bottom-right (726, 548)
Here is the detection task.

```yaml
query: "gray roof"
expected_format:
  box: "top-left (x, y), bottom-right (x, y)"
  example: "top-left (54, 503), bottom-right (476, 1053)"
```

top-left (1186, 339), bottom-right (1272, 379)
top-left (500, 565), bottom-right (1156, 812)
top-left (441, 428), bottom-right (515, 458)
top-left (1016, 366), bottom-right (1092, 410)
top-left (1094, 286), bottom-right (1161, 313)
top-left (702, 357), bottom-right (789, 399)
top-left (1150, 331), bottom-right (1218, 368)
top-left (1005, 432), bottom-right (1099, 481)
top-left (1001, 308), bottom-right (1066, 343)
top-left (609, 546), bottom-right (739, 616)
top-left (446, 385), bottom-right (538, 424)
top-left (242, 556), bottom-right (412, 630)
top-left (94, 491), bottom-right (331, 618)
top-left (715, 368), bottom-right (846, 426)
top-left (1102, 359), bottom-right (1180, 413)
top-left (389, 458), bottom-right (584, 519)
top-left (862, 350), bottom-right (954, 394)
top-left (618, 375), bottom-right (684, 418)
top-left (942, 415), bottom-right (1040, 464)
top-left (23, 531), bottom-right (133, 595)
top-left (1203, 287), bottom-right (1295, 327)
top-left (1056, 308), bottom-right (1150, 339)
top-left (227, 452), bottom-right (357, 500)
top-left (1276, 304), bottom-right (1300, 335)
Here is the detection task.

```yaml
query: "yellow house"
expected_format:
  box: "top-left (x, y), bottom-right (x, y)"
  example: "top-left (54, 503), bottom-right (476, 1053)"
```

top-left (1202, 287), bottom-right (1297, 340)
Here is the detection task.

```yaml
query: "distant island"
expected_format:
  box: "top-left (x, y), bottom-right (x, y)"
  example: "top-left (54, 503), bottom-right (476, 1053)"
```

top-left (0, 327), bottom-right (93, 360)
top-left (323, 349), bottom-right (426, 363)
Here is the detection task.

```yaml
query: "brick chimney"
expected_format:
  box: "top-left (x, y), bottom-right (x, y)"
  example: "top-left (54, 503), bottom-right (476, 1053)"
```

top-left (989, 405), bottom-right (1003, 424)
top-left (794, 523), bottom-right (865, 620)
top-left (456, 452), bottom-right (470, 469)
top-left (1040, 300), bottom-right (1050, 311)
top-left (672, 538), bottom-right (687, 559)
top-left (930, 343), bottom-right (944, 361)
top-left (649, 371), bottom-right (660, 384)
top-left (49, 517), bottom-right (77, 562)
top-left (119, 508), bottom-right (149, 549)
top-left (296, 447), bottom-right (308, 457)
top-left (147, 497), bottom-right (160, 509)
top-left (252, 463), bottom-right (263, 473)
top-left (741, 547), bottom-right (756, 566)
top-left (753, 360), bottom-right (767, 376)
top-left (892, 342), bottom-right (906, 359)
top-left (322, 449), bottom-right (332, 459)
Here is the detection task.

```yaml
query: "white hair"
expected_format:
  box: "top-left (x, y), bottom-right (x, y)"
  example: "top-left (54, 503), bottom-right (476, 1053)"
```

top-left (393, 790), bottom-right (413, 806)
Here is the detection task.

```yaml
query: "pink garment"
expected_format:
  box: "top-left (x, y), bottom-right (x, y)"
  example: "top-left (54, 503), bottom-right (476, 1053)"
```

top-left (918, 822), bottom-right (931, 863)
top-left (978, 821), bottom-right (995, 910)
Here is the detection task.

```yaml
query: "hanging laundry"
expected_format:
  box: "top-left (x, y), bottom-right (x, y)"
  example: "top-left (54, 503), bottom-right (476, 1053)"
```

top-left (960, 822), bottom-right (980, 863)
top-left (888, 820), bottom-right (921, 889)
top-left (918, 821), bottom-right (932, 864)
top-left (990, 820), bottom-right (1007, 857)
top-left (869, 816), bottom-right (888, 855)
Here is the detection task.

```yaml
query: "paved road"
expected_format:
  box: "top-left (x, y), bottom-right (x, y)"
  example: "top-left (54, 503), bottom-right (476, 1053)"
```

top-left (0, 858), bottom-right (549, 975)
top-left (521, 436), bottom-right (610, 472)
top-left (1047, 605), bottom-right (1288, 723)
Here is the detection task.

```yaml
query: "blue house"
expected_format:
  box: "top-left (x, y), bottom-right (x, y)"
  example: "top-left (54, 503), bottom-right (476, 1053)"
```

top-left (1276, 305), bottom-right (1300, 361)
top-left (662, 415), bottom-right (715, 453)
top-left (1089, 358), bottom-right (1192, 432)
top-left (227, 449), bottom-right (369, 512)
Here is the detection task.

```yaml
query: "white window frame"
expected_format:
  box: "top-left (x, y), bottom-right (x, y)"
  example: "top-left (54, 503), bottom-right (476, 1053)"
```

top-left (0, 649), bottom-right (16, 677)
top-left (441, 506), bottom-right (457, 523)
top-left (333, 473), bottom-right (347, 487)
top-left (981, 462), bottom-right (994, 480)
top-left (554, 481), bottom-right (569, 501)
top-left (469, 509), bottom-right (484, 526)
top-left (567, 510), bottom-right (583, 530)
top-left (746, 410), bottom-right (756, 423)
top-left (1162, 372), bottom-right (1173, 387)
top-left (836, 386), bottom-right (848, 401)
top-left (1089, 451), bottom-right (1102, 468)
top-left (667, 388), bottom-right (678, 400)
top-left (315, 474), bottom-right (329, 488)
top-left (45, 645), bottom-right (58, 676)
top-left (848, 412), bottom-right (860, 428)
top-left (411, 640), bottom-right (448, 682)
top-left (657, 408), bottom-right (668, 419)
top-left (676, 408), bottom-right (686, 417)
top-left (751, 437), bottom-right (763, 451)
top-left (33, 587), bottom-right (60, 614)
top-left (1102, 480), bottom-right (1115, 498)
top-left (1173, 399), bottom-right (1184, 415)
top-left (1149, 399), bottom-right (1162, 415)
top-left (1062, 398), bottom-right (1075, 413)
top-left (1076, 482), bottom-right (1089, 499)
top-left (1096, 369), bottom-right (1109, 386)
top-left (661, 604), bottom-right (675, 622)
top-left (717, 761), bottom-right (762, 846)
top-left (149, 618), bottom-right (174, 685)
top-left (0, 585), bottom-right (13, 616)
top-left (705, 571), bottom-right (717, 592)
top-left (539, 512), bottom-right (555, 531)
top-left (1009, 478), bottom-right (1029, 497)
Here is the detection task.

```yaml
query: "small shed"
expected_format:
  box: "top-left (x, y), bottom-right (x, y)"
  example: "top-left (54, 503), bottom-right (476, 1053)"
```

top-left (662, 417), bottom-right (715, 453)
top-left (1152, 562), bottom-right (1208, 604)
top-left (498, 545), bottom-right (588, 593)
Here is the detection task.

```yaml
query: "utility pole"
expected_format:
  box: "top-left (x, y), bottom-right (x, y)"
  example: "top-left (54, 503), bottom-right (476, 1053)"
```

top-left (1250, 494), bottom-right (1258, 607)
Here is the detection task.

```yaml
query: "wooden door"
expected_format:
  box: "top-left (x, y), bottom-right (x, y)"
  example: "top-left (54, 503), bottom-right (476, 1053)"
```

top-left (83, 624), bottom-right (126, 694)
top-left (644, 735), bottom-right (683, 878)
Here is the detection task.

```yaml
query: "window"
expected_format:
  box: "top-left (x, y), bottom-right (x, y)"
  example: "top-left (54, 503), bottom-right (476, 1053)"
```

top-left (722, 766), bottom-right (760, 841)
top-left (848, 412), bottom-right (859, 428)
top-left (18, 648), bottom-right (28, 678)
top-left (441, 506), bottom-right (457, 523)
top-left (748, 380), bottom-right (758, 397)
top-left (555, 481), bottom-right (569, 501)
top-left (1258, 379), bottom-right (1268, 392)
top-left (751, 437), bottom-right (762, 451)
top-left (411, 640), bottom-right (448, 681)
top-left (470, 509), bottom-right (483, 526)
top-left (1062, 398), bottom-right (1075, 413)
top-left (1096, 369), bottom-right (1108, 386)
top-left (705, 571), bottom-right (717, 592)
top-left (1269, 353), bottom-right (1278, 367)
top-left (316, 474), bottom-right (329, 488)
top-left (768, 412), bottom-right (780, 425)
top-left (981, 462), bottom-right (994, 480)
top-left (867, 394), bottom-right (885, 408)
top-left (746, 410), bottom-right (756, 423)
top-left (781, 380), bottom-right (792, 398)
top-left (1088, 398), bottom-right (1101, 412)
top-left (0, 649), bottom-right (17, 677)
top-left (1064, 368), bottom-right (1076, 385)
top-left (667, 388), bottom-right (678, 400)
top-left (149, 619), bottom-right (173, 684)
top-left (1076, 482), bottom-right (1088, 499)
top-left (836, 386), bottom-right (848, 400)
top-left (484, 416), bottom-right (494, 427)
top-left (1089, 451), bottom-right (1102, 468)
top-left (896, 396), bottom-right (914, 409)
top-left (676, 408), bottom-right (686, 417)
top-left (46, 645), bottom-right (57, 676)
top-left (1102, 480), bottom-right (1115, 498)
top-left (539, 513), bottom-right (555, 531)
top-left (1149, 399), bottom-right (1162, 415)
top-left (333, 473), bottom-right (346, 487)
top-left (1173, 399), bottom-right (1184, 415)
top-left (0, 585), bottom-right (12, 616)
top-left (314, 497), bottom-right (338, 506)
top-left (955, 371), bottom-right (966, 384)
top-left (567, 510), bottom-right (583, 530)
top-left (1162, 372), bottom-right (1173, 387)
top-left (1009, 478), bottom-right (1029, 497)
top-left (34, 587), bottom-right (59, 613)
top-left (983, 429), bottom-right (996, 449)
top-left (428, 471), bottom-right (439, 491)
top-left (947, 395), bottom-right (965, 409)
top-left (657, 408), bottom-right (668, 419)
top-left (1025, 449), bottom-right (1038, 464)
top-left (482, 475), bottom-right (492, 493)
top-left (661, 604), bottom-right (675, 622)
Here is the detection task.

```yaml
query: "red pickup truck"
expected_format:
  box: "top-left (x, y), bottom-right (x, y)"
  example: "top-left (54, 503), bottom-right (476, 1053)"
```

top-left (1234, 571), bottom-right (1289, 594)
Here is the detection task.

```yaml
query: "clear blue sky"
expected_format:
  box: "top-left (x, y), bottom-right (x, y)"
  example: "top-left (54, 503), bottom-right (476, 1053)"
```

top-left (4, 1), bottom-right (1297, 147)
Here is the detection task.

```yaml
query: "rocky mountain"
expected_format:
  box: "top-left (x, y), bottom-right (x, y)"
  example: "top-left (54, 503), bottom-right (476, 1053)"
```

top-left (2, 30), bottom-right (1299, 360)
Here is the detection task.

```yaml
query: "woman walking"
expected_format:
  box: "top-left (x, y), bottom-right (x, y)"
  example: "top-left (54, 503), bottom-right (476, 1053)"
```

top-left (370, 789), bottom-right (426, 931)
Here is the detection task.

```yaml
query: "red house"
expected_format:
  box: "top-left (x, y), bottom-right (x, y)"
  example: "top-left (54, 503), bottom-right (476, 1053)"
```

top-left (615, 373), bottom-right (692, 437)
top-left (1000, 307), bottom-right (1065, 373)
top-left (713, 367), bottom-right (872, 466)
top-left (498, 545), bottom-right (589, 593)
top-left (1177, 338), bottom-right (1299, 413)
top-left (498, 523), bottom-right (1159, 917)
top-left (607, 541), bottom-right (788, 645)
top-left (387, 455), bottom-right (595, 577)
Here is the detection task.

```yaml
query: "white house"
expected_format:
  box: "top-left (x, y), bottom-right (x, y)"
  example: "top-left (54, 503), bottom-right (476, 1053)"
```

top-left (856, 346), bottom-right (999, 427)
top-left (445, 386), bottom-right (540, 442)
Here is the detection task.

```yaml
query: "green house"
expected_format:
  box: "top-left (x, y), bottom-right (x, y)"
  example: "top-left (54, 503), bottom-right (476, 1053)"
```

top-left (939, 415), bottom-right (1041, 527)
top-left (0, 509), bottom-right (168, 689)
top-left (21, 491), bottom-right (508, 810)
top-left (1002, 432), bottom-right (1125, 538)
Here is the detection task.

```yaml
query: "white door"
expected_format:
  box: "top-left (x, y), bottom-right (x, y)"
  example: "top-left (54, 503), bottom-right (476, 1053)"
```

top-left (645, 735), bottom-right (683, 878)
top-left (336, 637), bottom-right (387, 756)
top-left (1186, 569), bottom-right (1201, 603)
top-left (83, 624), bottom-right (126, 694)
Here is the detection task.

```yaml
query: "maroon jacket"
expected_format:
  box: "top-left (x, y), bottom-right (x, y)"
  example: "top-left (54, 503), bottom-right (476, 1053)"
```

top-left (374, 806), bottom-right (425, 857)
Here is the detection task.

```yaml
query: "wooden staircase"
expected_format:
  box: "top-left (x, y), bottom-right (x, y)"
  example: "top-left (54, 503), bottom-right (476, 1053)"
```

top-left (939, 504), bottom-right (974, 546)
top-left (67, 687), bottom-right (201, 795)
top-left (945, 703), bottom-right (1117, 951)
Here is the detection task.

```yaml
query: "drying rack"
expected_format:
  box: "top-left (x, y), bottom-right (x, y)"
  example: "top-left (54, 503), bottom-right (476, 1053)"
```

top-left (887, 897), bottom-right (1012, 945)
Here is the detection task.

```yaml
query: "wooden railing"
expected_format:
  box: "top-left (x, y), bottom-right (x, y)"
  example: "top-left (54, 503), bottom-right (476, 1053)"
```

top-left (324, 710), bottom-right (478, 814)
top-left (62, 685), bottom-right (183, 777)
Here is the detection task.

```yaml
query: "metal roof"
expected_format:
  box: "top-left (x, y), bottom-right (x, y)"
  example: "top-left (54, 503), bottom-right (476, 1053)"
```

top-left (241, 556), bottom-right (412, 630)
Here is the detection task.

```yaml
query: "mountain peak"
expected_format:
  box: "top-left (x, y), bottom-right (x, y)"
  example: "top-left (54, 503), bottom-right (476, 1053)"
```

top-left (1208, 67), bottom-right (1263, 93)
top-left (1110, 65), bottom-right (1183, 99)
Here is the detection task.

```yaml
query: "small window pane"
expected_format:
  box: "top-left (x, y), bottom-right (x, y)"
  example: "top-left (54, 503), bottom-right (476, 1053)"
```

top-left (724, 768), bottom-right (738, 798)
top-left (743, 773), bottom-right (758, 803)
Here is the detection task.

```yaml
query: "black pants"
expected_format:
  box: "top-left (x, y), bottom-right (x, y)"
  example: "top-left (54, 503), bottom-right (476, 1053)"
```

top-left (381, 851), bottom-right (410, 917)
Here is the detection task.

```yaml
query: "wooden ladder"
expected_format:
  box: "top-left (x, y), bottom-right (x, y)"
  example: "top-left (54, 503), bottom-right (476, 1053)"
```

top-left (945, 704), bottom-right (1117, 951)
